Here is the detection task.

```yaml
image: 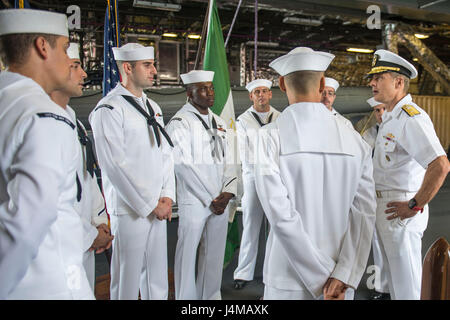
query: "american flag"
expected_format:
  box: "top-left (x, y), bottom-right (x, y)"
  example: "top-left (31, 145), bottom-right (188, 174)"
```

top-left (103, 0), bottom-right (121, 97)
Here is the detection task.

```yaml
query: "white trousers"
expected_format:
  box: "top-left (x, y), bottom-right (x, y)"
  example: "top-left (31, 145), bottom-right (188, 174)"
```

top-left (109, 213), bottom-right (168, 300)
top-left (375, 191), bottom-right (428, 300)
top-left (264, 285), bottom-right (355, 300)
top-left (234, 178), bottom-right (265, 281)
top-left (175, 203), bottom-right (229, 300)
top-left (371, 229), bottom-right (390, 293)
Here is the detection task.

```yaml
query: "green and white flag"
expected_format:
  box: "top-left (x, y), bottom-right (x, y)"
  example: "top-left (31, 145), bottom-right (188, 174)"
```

top-left (203, 0), bottom-right (236, 130)
top-left (203, 0), bottom-right (240, 268)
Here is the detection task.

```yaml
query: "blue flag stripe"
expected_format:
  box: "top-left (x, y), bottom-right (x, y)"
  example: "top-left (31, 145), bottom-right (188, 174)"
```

top-left (103, 0), bottom-right (121, 97)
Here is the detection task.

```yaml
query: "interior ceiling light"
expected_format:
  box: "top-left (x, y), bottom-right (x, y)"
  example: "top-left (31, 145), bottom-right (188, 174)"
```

top-left (246, 41), bottom-right (279, 48)
top-left (187, 34), bottom-right (201, 39)
top-left (346, 48), bottom-right (374, 53)
top-left (133, 0), bottom-right (181, 12)
top-left (162, 32), bottom-right (178, 38)
top-left (414, 33), bottom-right (430, 39)
top-left (282, 17), bottom-right (323, 26)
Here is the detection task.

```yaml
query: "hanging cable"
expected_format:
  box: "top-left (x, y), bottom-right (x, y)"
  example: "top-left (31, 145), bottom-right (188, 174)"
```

top-left (224, 0), bottom-right (244, 48)
top-left (254, 0), bottom-right (258, 78)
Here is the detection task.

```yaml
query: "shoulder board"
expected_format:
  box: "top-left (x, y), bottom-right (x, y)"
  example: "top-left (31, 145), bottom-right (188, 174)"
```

top-left (402, 104), bottom-right (420, 117)
top-left (94, 104), bottom-right (114, 112)
top-left (36, 112), bottom-right (75, 129)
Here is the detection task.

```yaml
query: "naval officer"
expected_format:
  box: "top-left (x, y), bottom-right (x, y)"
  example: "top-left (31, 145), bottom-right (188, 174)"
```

top-left (49, 43), bottom-right (113, 291)
top-left (89, 43), bottom-right (175, 300)
top-left (0, 9), bottom-right (94, 299)
top-left (255, 47), bottom-right (376, 300)
top-left (321, 77), bottom-right (354, 128)
top-left (367, 49), bottom-right (449, 300)
top-left (166, 70), bottom-right (237, 300)
top-left (233, 79), bottom-right (280, 290)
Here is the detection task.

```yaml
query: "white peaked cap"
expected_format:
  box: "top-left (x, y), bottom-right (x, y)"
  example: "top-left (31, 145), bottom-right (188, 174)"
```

top-left (67, 43), bottom-right (80, 60)
top-left (269, 47), bottom-right (335, 76)
top-left (324, 77), bottom-right (339, 91)
top-left (366, 97), bottom-right (383, 108)
top-left (112, 43), bottom-right (154, 61)
top-left (245, 79), bottom-right (272, 92)
top-left (368, 49), bottom-right (418, 79)
top-left (180, 70), bottom-right (214, 84)
top-left (0, 9), bottom-right (69, 37)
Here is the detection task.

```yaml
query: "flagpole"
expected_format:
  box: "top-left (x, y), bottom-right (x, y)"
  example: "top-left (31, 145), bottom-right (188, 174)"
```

top-left (194, 0), bottom-right (211, 70)
top-left (224, 0), bottom-right (243, 48)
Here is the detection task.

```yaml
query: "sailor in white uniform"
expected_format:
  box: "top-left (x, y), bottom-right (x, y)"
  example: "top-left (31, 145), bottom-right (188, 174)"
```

top-left (360, 97), bottom-right (390, 300)
top-left (50, 43), bottom-right (113, 291)
top-left (165, 70), bottom-right (237, 300)
top-left (89, 43), bottom-right (175, 300)
top-left (233, 79), bottom-right (280, 289)
top-left (321, 77), bottom-right (354, 128)
top-left (255, 47), bottom-right (376, 300)
top-left (367, 49), bottom-right (449, 300)
top-left (0, 9), bottom-right (94, 300)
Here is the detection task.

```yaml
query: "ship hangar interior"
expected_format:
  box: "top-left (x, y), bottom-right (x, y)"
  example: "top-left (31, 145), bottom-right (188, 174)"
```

top-left (1, 0), bottom-right (449, 300)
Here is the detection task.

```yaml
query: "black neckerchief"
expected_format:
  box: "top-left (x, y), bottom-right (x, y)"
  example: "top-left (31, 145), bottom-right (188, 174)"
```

top-left (251, 111), bottom-right (273, 127)
top-left (76, 119), bottom-right (98, 178)
top-left (191, 111), bottom-right (225, 159)
top-left (121, 95), bottom-right (173, 148)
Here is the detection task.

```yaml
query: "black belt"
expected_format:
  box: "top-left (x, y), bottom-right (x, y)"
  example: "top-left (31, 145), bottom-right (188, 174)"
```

top-left (251, 111), bottom-right (273, 127)
top-left (191, 112), bottom-right (224, 160)
top-left (122, 95), bottom-right (173, 148)
top-left (76, 119), bottom-right (98, 178)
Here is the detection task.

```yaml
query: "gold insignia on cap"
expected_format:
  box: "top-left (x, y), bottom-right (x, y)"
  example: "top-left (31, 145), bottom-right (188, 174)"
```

top-left (372, 54), bottom-right (378, 67)
top-left (367, 66), bottom-right (400, 75)
top-left (402, 104), bottom-right (420, 117)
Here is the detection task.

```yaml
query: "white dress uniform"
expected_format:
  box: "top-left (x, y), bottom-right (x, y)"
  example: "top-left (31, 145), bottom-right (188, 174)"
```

top-left (332, 107), bottom-right (354, 129)
top-left (166, 101), bottom-right (237, 300)
top-left (66, 106), bottom-right (108, 291)
top-left (256, 103), bottom-right (376, 300)
top-left (233, 105), bottom-right (280, 282)
top-left (255, 47), bottom-right (376, 300)
top-left (373, 94), bottom-right (446, 299)
top-left (0, 9), bottom-right (94, 300)
top-left (0, 71), bottom-right (94, 300)
top-left (89, 83), bottom-right (175, 300)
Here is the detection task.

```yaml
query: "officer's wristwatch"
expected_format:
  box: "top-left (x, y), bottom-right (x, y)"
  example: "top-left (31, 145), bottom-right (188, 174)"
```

top-left (408, 198), bottom-right (424, 213)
